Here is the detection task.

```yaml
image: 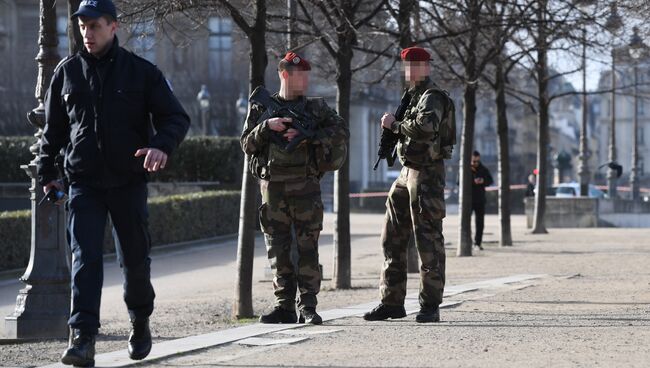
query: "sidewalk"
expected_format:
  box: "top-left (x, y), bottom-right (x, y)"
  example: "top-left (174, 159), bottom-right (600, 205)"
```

top-left (3, 213), bottom-right (650, 367)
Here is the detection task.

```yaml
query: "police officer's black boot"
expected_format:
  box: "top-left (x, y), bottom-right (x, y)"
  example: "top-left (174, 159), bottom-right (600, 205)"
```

top-left (259, 307), bottom-right (298, 324)
top-left (415, 306), bottom-right (440, 323)
top-left (61, 329), bottom-right (96, 367)
top-left (363, 304), bottom-right (407, 321)
top-left (299, 307), bottom-right (323, 325)
top-left (128, 318), bottom-right (152, 360)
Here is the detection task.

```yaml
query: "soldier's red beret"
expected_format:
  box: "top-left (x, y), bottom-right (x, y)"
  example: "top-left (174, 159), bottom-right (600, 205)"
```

top-left (400, 47), bottom-right (431, 62)
top-left (283, 52), bottom-right (311, 71)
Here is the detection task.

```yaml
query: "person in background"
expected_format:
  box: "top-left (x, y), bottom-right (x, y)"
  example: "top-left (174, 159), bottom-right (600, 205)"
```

top-left (471, 151), bottom-right (493, 250)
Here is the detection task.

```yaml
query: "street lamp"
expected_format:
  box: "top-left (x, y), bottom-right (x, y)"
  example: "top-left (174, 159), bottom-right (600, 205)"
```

top-left (5, 0), bottom-right (69, 340)
top-left (574, 0), bottom-right (597, 196)
top-left (629, 27), bottom-right (645, 200)
top-left (605, 1), bottom-right (623, 199)
top-left (197, 84), bottom-right (211, 135)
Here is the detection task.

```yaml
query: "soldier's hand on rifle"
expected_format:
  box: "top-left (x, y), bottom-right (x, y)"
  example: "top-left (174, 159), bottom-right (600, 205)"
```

top-left (284, 128), bottom-right (300, 142)
top-left (381, 113), bottom-right (396, 129)
top-left (268, 117), bottom-right (292, 132)
top-left (43, 180), bottom-right (64, 195)
top-left (135, 148), bottom-right (168, 172)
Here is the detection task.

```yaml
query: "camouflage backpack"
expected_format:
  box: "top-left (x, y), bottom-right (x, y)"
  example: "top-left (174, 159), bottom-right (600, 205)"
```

top-left (428, 87), bottom-right (456, 159)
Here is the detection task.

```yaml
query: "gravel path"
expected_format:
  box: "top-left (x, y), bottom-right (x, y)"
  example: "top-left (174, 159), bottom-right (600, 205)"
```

top-left (2, 213), bottom-right (650, 367)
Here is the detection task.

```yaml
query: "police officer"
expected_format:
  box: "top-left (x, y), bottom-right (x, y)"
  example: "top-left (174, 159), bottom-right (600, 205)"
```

top-left (364, 47), bottom-right (454, 323)
top-left (471, 151), bottom-right (494, 250)
top-left (38, 1), bottom-right (190, 365)
top-left (241, 52), bottom-right (348, 325)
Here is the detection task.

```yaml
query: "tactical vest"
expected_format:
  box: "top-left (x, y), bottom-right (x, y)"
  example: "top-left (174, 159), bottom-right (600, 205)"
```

top-left (398, 86), bottom-right (456, 168)
top-left (249, 97), bottom-right (345, 182)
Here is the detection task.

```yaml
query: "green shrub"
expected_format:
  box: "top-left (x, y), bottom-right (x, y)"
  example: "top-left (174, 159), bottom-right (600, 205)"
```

top-left (0, 137), bottom-right (35, 182)
top-left (0, 136), bottom-right (244, 184)
top-left (151, 137), bottom-right (243, 183)
top-left (147, 190), bottom-right (241, 246)
top-left (0, 190), bottom-right (241, 272)
top-left (0, 210), bottom-right (31, 272)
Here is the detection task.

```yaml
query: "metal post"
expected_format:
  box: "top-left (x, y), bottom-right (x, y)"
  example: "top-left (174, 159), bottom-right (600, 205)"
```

top-left (4, 0), bottom-right (70, 340)
top-left (578, 27), bottom-right (590, 197)
top-left (631, 64), bottom-right (640, 200)
top-left (607, 49), bottom-right (618, 198)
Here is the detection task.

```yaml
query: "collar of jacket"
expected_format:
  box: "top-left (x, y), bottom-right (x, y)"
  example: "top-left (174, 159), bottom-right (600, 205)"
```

top-left (80, 36), bottom-right (120, 64)
top-left (274, 93), bottom-right (306, 104)
top-left (408, 76), bottom-right (434, 95)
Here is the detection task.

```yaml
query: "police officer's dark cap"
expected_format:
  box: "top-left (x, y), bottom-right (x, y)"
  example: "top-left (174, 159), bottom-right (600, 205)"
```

top-left (72, 0), bottom-right (117, 20)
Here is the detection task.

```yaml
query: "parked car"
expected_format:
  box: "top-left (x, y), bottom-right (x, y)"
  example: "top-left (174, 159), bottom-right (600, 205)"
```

top-left (554, 182), bottom-right (606, 198)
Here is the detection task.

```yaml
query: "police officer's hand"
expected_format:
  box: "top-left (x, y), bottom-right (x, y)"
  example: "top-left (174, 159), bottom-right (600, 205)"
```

top-left (267, 117), bottom-right (292, 132)
top-left (381, 113), bottom-right (396, 129)
top-left (43, 180), bottom-right (64, 195)
top-left (283, 128), bottom-right (300, 142)
top-left (135, 148), bottom-right (168, 172)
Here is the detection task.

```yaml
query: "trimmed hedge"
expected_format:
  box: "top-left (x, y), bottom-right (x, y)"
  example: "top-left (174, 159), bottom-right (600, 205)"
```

top-left (0, 190), bottom-right (241, 272)
top-left (151, 137), bottom-right (243, 184)
top-left (147, 190), bottom-right (241, 246)
top-left (0, 210), bottom-right (31, 272)
top-left (0, 137), bottom-right (36, 182)
top-left (0, 136), bottom-right (243, 184)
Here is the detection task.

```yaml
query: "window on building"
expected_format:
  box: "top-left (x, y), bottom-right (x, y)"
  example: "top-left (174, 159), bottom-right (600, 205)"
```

top-left (208, 17), bottom-right (232, 80)
top-left (640, 127), bottom-right (645, 145)
top-left (639, 157), bottom-right (645, 177)
top-left (639, 98), bottom-right (645, 116)
top-left (130, 21), bottom-right (156, 63)
top-left (57, 16), bottom-right (69, 57)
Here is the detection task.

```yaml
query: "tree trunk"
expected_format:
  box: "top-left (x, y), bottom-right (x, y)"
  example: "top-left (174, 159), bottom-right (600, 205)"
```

top-left (333, 48), bottom-right (352, 290)
top-left (457, 82), bottom-right (477, 256)
top-left (234, 0), bottom-right (267, 319)
top-left (532, 0), bottom-right (549, 235)
top-left (495, 56), bottom-right (513, 246)
top-left (457, 0), bottom-right (479, 257)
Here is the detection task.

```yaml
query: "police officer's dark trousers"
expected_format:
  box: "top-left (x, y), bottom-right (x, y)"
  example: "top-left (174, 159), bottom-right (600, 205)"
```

top-left (67, 181), bottom-right (155, 334)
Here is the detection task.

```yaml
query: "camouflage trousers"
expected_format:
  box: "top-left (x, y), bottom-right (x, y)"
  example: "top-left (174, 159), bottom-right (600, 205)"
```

top-left (259, 179), bottom-right (323, 311)
top-left (379, 161), bottom-right (446, 308)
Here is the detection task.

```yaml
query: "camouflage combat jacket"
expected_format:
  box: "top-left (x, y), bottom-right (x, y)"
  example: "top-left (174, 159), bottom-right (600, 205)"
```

top-left (390, 77), bottom-right (452, 168)
top-left (240, 93), bottom-right (349, 182)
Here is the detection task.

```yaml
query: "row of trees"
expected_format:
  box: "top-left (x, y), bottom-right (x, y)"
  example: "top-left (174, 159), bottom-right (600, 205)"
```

top-left (110, 0), bottom-right (648, 318)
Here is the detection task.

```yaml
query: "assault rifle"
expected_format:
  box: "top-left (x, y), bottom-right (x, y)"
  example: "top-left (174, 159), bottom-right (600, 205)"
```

top-left (372, 91), bottom-right (411, 170)
top-left (249, 86), bottom-right (317, 153)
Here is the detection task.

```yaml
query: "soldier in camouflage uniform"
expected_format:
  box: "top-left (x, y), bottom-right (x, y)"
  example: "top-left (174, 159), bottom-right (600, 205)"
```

top-left (241, 52), bottom-right (349, 325)
top-left (364, 47), bottom-right (455, 323)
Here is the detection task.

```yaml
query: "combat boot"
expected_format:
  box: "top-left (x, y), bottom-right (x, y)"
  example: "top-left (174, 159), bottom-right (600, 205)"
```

top-left (61, 329), bottom-right (96, 367)
top-left (259, 307), bottom-right (297, 324)
top-left (363, 304), bottom-right (406, 321)
top-left (128, 318), bottom-right (152, 360)
top-left (299, 307), bottom-right (323, 325)
top-left (415, 306), bottom-right (440, 323)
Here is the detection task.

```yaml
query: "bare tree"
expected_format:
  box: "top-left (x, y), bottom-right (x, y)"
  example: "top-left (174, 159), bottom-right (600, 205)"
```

top-left (417, 0), bottom-right (505, 256)
top-left (295, 0), bottom-right (387, 289)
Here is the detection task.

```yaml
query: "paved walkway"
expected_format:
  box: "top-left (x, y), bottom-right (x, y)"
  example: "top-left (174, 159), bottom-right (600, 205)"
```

top-left (2, 213), bottom-right (650, 367)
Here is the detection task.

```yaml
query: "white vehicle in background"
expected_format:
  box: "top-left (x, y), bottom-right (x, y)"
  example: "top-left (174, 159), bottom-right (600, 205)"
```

top-left (554, 182), bottom-right (606, 198)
